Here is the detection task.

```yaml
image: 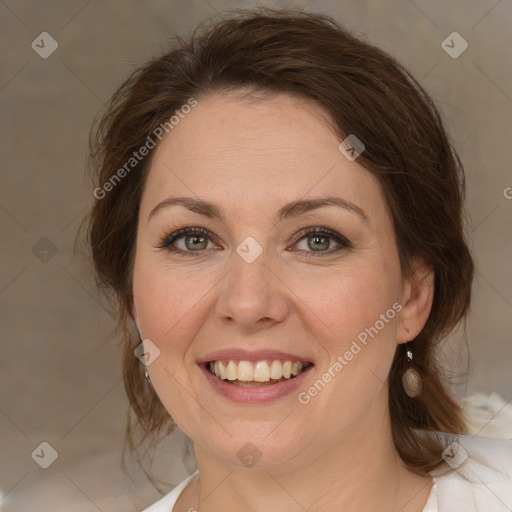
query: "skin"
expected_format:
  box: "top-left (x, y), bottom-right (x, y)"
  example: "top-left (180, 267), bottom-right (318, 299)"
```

top-left (132, 92), bottom-right (435, 512)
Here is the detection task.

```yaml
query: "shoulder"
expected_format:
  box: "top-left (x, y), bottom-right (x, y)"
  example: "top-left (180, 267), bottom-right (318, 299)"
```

top-left (140, 471), bottom-right (199, 512)
top-left (431, 433), bottom-right (512, 512)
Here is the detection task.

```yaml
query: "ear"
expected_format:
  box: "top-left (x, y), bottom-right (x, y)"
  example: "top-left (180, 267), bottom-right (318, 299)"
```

top-left (396, 258), bottom-right (434, 344)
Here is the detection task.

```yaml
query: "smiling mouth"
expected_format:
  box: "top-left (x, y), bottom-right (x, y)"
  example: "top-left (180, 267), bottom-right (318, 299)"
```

top-left (206, 359), bottom-right (313, 386)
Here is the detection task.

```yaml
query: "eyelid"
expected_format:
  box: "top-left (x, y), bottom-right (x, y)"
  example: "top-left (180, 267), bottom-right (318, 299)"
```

top-left (156, 226), bottom-right (216, 250)
top-left (291, 226), bottom-right (353, 248)
top-left (289, 227), bottom-right (352, 258)
top-left (156, 225), bottom-right (352, 257)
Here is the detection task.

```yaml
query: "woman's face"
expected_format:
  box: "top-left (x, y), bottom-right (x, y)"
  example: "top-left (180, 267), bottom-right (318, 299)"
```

top-left (132, 92), bottom-right (423, 468)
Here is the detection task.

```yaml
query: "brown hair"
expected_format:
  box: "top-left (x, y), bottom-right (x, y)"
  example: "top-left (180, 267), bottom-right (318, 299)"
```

top-left (87, 7), bottom-right (474, 478)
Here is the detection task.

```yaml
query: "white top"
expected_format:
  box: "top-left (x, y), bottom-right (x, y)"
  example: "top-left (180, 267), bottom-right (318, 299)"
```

top-left (141, 434), bottom-right (512, 512)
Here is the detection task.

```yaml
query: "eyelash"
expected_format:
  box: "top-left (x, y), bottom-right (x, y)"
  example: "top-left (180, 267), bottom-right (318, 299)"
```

top-left (156, 226), bottom-right (353, 259)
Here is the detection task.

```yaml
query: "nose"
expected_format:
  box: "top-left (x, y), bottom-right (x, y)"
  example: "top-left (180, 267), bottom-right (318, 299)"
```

top-left (215, 251), bottom-right (289, 333)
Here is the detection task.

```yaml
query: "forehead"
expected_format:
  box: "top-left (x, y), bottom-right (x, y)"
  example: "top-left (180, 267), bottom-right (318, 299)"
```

top-left (140, 92), bottom-right (385, 222)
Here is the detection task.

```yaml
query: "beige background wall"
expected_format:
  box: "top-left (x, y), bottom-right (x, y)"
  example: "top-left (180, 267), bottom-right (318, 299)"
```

top-left (0, 0), bottom-right (510, 510)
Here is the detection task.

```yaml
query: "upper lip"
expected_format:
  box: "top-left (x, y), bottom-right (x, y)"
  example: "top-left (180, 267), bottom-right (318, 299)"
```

top-left (196, 349), bottom-right (314, 364)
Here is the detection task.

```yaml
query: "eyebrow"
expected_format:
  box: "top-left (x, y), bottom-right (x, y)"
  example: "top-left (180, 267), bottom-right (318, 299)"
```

top-left (148, 195), bottom-right (369, 223)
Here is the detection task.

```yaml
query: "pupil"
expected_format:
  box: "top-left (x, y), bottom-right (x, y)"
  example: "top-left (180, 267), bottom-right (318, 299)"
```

top-left (186, 235), bottom-right (207, 250)
top-left (309, 235), bottom-right (329, 251)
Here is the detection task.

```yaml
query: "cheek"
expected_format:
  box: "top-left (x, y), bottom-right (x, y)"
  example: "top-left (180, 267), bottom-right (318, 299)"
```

top-left (295, 261), bottom-right (401, 400)
top-left (133, 256), bottom-right (212, 344)
top-left (132, 256), bottom-right (214, 431)
top-left (303, 265), bottom-right (399, 342)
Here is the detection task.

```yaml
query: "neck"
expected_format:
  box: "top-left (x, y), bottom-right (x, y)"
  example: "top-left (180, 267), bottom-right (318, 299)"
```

top-left (180, 389), bottom-right (433, 512)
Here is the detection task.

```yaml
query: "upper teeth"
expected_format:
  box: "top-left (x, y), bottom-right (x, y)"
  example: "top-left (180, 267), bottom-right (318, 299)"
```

top-left (209, 360), bottom-right (306, 382)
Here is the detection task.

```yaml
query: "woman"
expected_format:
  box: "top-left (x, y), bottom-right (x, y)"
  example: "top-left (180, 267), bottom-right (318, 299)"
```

top-left (87, 8), bottom-right (512, 512)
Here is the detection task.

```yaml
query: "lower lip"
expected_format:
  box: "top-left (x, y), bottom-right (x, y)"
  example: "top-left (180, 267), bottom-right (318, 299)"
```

top-left (199, 363), bottom-right (314, 404)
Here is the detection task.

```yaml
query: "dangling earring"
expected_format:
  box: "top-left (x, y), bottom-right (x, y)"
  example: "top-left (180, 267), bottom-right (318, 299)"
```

top-left (402, 342), bottom-right (422, 397)
top-left (136, 318), bottom-right (151, 384)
